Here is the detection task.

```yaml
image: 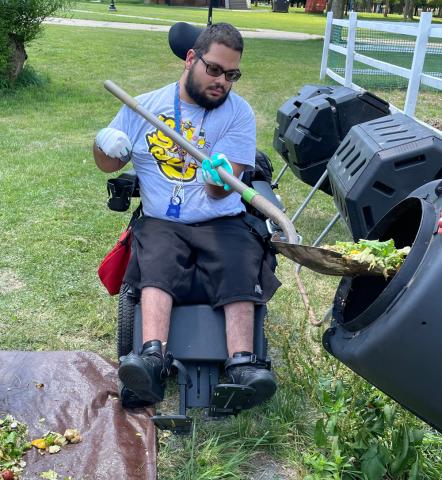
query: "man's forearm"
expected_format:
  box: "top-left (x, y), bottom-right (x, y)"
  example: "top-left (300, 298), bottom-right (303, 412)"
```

top-left (93, 143), bottom-right (125, 173)
top-left (205, 183), bottom-right (231, 198)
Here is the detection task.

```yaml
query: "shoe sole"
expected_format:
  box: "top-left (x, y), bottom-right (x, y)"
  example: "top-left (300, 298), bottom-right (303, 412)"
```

top-left (118, 355), bottom-right (163, 403)
top-left (232, 370), bottom-right (277, 409)
top-left (248, 375), bottom-right (277, 406)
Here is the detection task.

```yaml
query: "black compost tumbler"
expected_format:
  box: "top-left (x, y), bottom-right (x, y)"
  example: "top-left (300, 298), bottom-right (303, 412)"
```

top-left (323, 180), bottom-right (442, 432)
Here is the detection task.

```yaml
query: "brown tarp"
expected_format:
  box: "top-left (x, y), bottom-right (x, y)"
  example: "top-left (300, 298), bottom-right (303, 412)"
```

top-left (0, 351), bottom-right (157, 480)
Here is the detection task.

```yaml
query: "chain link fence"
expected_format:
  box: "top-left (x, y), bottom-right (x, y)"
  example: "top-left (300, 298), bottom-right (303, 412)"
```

top-left (321, 13), bottom-right (442, 127)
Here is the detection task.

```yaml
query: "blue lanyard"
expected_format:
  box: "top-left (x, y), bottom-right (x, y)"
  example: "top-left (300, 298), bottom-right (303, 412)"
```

top-left (174, 82), bottom-right (182, 138)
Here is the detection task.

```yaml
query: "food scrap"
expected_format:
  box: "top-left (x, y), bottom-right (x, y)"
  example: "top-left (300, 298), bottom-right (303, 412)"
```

top-left (323, 239), bottom-right (411, 275)
top-left (31, 429), bottom-right (81, 454)
top-left (63, 429), bottom-right (81, 444)
top-left (0, 414), bottom-right (31, 479)
top-left (0, 415), bottom-right (81, 478)
top-left (39, 471), bottom-right (58, 480)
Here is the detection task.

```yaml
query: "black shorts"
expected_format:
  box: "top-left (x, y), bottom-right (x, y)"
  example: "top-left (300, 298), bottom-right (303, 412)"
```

top-left (124, 214), bottom-right (281, 308)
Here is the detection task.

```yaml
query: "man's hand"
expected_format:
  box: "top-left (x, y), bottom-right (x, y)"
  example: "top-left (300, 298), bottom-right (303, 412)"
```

top-left (201, 153), bottom-right (233, 192)
top-left (96, 127), bottom-right (132, 162)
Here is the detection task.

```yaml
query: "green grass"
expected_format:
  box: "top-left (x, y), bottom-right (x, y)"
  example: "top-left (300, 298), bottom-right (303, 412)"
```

top-left (61, 2), bottom-right (328, 34)
top-left (1, 18), bottom-right (442, 480)
top-left (60, 1), bottom-right (441, 35)
top-left (0, 26), bottom-right (329, 477)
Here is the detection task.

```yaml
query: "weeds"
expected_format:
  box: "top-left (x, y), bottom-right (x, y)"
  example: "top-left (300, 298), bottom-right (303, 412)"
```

top-left (271, 309), bottom-right (442, 479)
top-left (158, 423), bottom-right (259, 479)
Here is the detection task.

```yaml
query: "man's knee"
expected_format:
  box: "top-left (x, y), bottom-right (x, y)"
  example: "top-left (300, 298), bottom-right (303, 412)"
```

top-left (224, 301), bottom-right (254, 319)
top-left (141, 286), bottom-right (173, 302)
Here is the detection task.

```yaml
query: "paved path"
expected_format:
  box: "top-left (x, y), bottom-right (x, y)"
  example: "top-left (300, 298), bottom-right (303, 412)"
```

top-left (44, 17), bottom-right (322, 40)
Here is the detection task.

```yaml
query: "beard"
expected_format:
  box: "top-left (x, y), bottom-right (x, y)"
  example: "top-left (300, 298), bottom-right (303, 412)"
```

top-left (184, 65), bottom-right (230, 110)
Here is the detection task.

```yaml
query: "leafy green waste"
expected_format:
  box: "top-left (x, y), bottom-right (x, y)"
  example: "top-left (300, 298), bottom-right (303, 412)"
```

top-left (324, 239), bottom-right (411, 275)
top-left (0, 414), bottom-right (31, 475)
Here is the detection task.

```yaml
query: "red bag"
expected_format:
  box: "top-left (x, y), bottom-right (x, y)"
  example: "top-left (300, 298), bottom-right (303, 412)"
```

top-left (98, 228), bottom-right (133, 296)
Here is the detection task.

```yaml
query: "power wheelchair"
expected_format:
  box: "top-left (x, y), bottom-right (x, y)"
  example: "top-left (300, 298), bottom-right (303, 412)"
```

top-left (106, 151), bottom-right (284, 434)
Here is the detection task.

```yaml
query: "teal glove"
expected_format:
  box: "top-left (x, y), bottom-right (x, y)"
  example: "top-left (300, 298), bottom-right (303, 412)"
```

top-left (201, 153), bottom-right (233, 191)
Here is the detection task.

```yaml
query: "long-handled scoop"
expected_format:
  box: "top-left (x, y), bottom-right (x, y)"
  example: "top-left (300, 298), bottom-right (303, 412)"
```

top-left (273, 242), bottom-right (395, 277)
top-left (103, 80), bottom-right (386, 277)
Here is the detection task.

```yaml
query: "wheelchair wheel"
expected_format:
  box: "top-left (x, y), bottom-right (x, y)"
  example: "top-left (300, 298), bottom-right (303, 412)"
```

top-left (117, 283), bottom-right (136, 359)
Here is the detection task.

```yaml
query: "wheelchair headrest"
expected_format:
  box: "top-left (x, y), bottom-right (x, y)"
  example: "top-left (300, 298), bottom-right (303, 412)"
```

top-left (168, 22), bottom-right (205, 60)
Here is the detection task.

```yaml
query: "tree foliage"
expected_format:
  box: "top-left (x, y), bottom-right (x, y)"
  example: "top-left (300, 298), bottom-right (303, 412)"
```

top-left (427, 0), bottom-right (442, 8)
top-left (0, 0), bottom-right (74, 86)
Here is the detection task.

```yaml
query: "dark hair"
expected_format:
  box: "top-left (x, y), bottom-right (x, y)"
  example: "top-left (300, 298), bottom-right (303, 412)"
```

top-left (193, 23), bottom-right (243, 57)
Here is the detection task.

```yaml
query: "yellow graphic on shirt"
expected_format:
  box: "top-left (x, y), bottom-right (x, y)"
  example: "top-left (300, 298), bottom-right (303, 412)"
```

top-left (146, 115), bottom-right (206, 182)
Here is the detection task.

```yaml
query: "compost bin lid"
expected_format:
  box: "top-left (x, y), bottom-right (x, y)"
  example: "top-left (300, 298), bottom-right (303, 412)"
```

top-left (0, 350), bottom-right (156, 479)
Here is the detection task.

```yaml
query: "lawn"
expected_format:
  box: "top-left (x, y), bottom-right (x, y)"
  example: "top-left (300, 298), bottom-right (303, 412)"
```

top-left (0, 25), bottom-right (332, 478)
top-left (60, 2), bottom-right (328, 34)
top-left (1, 15), bottom-right (442, 480)
top-left (60, 1), bottom-right (441, 36)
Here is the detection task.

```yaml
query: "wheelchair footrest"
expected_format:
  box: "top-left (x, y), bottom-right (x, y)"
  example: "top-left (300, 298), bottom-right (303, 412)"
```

top-left (209, 384), bottom-right (255, 417)
top-left (151, 415), bottom-right (193, 435)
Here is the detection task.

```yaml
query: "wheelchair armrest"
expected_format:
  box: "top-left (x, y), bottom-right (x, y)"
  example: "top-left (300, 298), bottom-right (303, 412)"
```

top-left (107, 169), bottom-right (140, 212)
top-left (251, 180), bottom-right (284, 211)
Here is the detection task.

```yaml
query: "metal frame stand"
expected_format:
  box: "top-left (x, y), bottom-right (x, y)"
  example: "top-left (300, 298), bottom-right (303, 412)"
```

top-left (273, 165), bottom-right (342, 245)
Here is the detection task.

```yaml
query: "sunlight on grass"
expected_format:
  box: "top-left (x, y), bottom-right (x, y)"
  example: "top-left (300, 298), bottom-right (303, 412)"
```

top-left (61, 1), bottom-right (328, 33)
top-left (57, 1), bottom-right (441, 36)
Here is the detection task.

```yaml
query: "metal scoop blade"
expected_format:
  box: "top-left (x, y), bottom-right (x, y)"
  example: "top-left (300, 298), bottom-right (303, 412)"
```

top-left (272, 241), bottom-right (394, 277)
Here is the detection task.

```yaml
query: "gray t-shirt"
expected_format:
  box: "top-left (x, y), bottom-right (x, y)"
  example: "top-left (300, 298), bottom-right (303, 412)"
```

top-left (109, 82), bottom-right (256, 223)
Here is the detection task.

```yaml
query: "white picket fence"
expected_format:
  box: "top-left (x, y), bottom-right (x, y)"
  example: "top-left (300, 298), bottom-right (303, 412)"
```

top-left (320, 11), bottom-right (442, 131)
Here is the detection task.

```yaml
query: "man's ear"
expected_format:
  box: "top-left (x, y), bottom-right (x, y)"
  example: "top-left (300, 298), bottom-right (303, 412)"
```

top-left (185, 49), bottom-right (197, 70)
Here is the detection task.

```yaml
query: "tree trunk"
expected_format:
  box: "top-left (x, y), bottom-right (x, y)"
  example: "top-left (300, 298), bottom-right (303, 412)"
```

top-left (331, 0), bottom-right (345, 18)
top-left (383, 0), bottom-right (389, 16)
top-left (326, 0), bottom-right (332, 12)
top-left (8, 35), bottom-right (27, 82)
top-left (403, 0), bottom-right (414, 20)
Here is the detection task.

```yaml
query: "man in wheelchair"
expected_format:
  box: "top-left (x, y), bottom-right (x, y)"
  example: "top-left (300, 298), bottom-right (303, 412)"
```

top-left (93, 23), bottom-right (281, 412)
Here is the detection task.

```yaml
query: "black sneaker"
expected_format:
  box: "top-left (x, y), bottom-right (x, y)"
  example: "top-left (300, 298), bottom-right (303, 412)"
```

top-left (118, 340), bottom-right (168, 405)
top-left (119, 382), bottom-right (153, 409)
top-left (226, 352), bottom-right (277, 408)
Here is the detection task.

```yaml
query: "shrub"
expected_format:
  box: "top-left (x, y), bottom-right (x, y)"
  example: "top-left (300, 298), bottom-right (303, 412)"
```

top-left (0, 0), bottom-right (74, 86)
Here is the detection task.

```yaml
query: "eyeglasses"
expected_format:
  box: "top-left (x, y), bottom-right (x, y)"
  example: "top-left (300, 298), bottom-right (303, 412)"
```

top-left (198, 55), bottom-right (242, 82)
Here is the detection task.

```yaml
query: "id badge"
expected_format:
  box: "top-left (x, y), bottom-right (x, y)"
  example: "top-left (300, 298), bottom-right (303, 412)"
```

top-left (166, 195), bottom-right (181, 218)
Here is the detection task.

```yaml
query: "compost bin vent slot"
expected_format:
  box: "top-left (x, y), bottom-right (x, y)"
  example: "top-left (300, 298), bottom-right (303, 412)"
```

top-left (336, 137), bottom-right (351, 157)
top-left (368, 117), bottom-right (395, 126)
top-left (363, 206), bottom-right (375, 232)
top-left (350, 158), bottom-right (367, 177)
top-left (372, 181), bottom-right (395, 197)
top-left (394, 155), bottom-right (425, 170)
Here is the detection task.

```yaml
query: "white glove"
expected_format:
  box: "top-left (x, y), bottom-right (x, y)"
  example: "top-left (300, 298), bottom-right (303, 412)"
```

top-left (96, 127), bottom-right (132, 162)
